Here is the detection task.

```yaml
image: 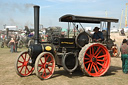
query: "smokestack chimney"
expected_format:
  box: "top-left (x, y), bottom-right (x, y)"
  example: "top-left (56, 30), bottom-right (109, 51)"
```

top-left (34, 5), bottom-right (40, 44)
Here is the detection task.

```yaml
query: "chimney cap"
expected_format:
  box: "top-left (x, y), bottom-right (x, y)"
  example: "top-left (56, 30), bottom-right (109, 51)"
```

top-left (33, 5), bottom-right (40, 8)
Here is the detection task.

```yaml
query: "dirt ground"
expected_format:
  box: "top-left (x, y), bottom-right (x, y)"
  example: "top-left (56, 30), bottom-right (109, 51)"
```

top-left (0, 33), bottom-right (128, 85)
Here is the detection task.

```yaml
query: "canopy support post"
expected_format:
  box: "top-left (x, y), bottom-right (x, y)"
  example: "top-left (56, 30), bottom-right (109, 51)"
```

top-left (106, 22), bottom-right (111, 41)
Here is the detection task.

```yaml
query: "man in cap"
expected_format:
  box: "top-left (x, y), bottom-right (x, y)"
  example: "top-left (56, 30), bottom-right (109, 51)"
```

top-left (92, 27), bottom-right (104, 42)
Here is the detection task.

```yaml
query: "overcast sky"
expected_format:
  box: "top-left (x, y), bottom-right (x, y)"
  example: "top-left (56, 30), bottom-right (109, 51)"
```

top-left (0, 0), bottom-right (127, 30)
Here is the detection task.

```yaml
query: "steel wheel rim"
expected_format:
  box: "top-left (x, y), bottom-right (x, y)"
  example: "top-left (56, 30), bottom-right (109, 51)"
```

top-left (16, 52), bottom-right (34, 76)
top-left (37, 53), bottom-right (55, 79)
top-left (83, 44), bottom-right (110, 76)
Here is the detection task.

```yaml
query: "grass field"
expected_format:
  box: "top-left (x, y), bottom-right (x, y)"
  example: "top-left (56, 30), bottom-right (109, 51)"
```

top-left (0, 33), bottom-right (128, 85)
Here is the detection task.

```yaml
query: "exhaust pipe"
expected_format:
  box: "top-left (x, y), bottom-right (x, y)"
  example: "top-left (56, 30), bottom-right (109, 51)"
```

top-left (34, 6), bottom-right (40, 44)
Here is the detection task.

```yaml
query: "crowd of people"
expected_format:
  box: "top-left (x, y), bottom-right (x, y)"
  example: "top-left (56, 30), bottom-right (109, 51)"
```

top-left (0, 33), bottom-right (20, 53)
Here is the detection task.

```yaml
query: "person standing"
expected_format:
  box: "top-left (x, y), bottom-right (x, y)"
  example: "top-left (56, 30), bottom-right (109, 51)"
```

top-left (14, 34), bottom-right (19, 52)
top-left (120, 39), bottom-right (128, 74)
top-left (120, 28), bottom-right (125, 36)
top-left (9, 38), bottom-right (15, 53)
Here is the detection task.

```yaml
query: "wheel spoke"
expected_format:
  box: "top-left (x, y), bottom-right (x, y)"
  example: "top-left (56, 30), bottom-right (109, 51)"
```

top-left (97, 59), bottom-right (106, 62)
top-left (44, 69), bottom-right (47, 76)
top-left (48, 65), bottom-right (53, 67)
top-left (25, 66), bottom-right (27, 75)
top-left (87, 63), bottom-right (91, 71)
top-left (89, 62), bottom-right (93, 71)
top-left (44, 55), bottom-right (47, 63)
top-left (24, 54), bottom-right (27, 61)
top-left (31, 67), bottom-right (34, 72)
top-left (89, 47), bottom-right (91, 55)
top-left (46, 55), bottom-right (50, 62)
top-left (92, 46), bottom-right (94, 55)
top-left (97, 62), bottom-right (105, 68)
top-left (94, 47), bottom-right (100, 56)
top-left (95, 64), bottom-right (100, 71)
top-left (18, 65), bottom-right (23, 68)
top-left (20, 66), bottom-right (24, 73)
top-left (26, 66), bottom-right (30, 73)
top-left (84, 58), bottom-right (90, 60)
top-left (95, 50), bottom-right (102, 57)
top-left (84, 61), bottom-right (91, 65)
top-left (97, 54), bottom-right (107, 58)
top-left (47, 60), bottom-right (53, 65)
top-left (93, 65), bottom-right (98, 73)
top-left (39, 67), bottom-right (43, 72)
top-left (47, 68), bottom-right (52, 74)
top-left (21, 55), bottom-right (25, 61)
top-left (18, 60), bottom-right (23, 63)
top-left (40, 59), bottom-right (44, 64)
top-left (85, 53), bottom-right (91, 58)
top-left (27, 57), bottom-right (30, 62)
top-left (42, 69), bottom-right (45, 77)
top-left (38, 64), bottom-right (42, 67)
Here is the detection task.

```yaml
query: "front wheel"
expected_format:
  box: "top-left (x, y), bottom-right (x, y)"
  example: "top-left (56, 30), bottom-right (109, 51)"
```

top-left (35, 52), bottom-right (55, 80)
top-left (15, 51), bottom-right (34, 77)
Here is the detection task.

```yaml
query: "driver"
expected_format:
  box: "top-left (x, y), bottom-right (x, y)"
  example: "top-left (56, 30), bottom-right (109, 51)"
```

top-left (92, 27), bottom-right (104, 42)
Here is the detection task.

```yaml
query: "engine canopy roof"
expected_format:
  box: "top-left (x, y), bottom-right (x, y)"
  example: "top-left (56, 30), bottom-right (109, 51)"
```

top-left (59, 14), bottom-right (118, 23)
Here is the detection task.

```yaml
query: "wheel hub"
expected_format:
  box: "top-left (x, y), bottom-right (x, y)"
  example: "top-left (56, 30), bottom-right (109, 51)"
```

top-left (45, 64), bottom-right (48, 68)
top-left (92, 57), bottom-right (96, 62)
top-left (24, 61), bottom-right (28, 66)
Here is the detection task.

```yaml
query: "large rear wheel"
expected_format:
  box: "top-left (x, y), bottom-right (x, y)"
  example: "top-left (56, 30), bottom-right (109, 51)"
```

top-left (15, 51), bottom-right (34, 77)
top-left (35, 52), bottom-right (55, 80)
top-left (79, 43), bottom-right (110, 76)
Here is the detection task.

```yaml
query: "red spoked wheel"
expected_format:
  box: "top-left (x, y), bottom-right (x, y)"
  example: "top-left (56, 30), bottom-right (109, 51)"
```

top-left (111, 45), bottom-right (120, 57)
top-left (15, 51), bottom-right (34, 77)
top-left (35, 52), bottom-right (55, 80)
top-left (78, 43), bottom-right (110, 77)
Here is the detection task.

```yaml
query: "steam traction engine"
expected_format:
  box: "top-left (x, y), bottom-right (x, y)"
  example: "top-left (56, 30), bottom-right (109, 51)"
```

top-left (15, 6), bottom-right (119, 80)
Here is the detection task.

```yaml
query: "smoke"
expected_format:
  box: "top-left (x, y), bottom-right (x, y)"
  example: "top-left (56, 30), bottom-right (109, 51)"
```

top-left (0, 3), bottom-right (37, 29)
top-left (24, 3), bottom-right (35, 8)
top-left (0, 3), bottom-right (36, 13)
top-left (24, 21), bottom-right (34, 27)
top-left (9, 18), bottom-right (17, 25)
top-left (0, 2), bottom-right (50, 29)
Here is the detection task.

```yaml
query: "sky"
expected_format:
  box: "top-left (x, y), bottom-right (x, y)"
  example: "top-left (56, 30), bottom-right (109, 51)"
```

top-left (0, 0), bottom-right (128, 30)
